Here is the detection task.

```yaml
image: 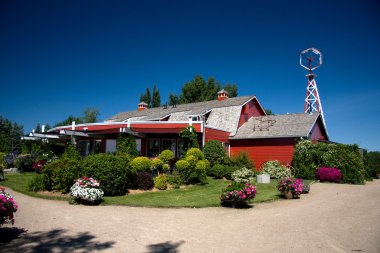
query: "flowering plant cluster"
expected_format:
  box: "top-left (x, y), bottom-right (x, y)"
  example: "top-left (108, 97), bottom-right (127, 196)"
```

top-left (277, 178), bottom-right (303, 197)
top-left (231, 167), bottom-right (255, 183)
top-left (220, 182), bottom-right (257, 207)
top-left (261, 160), bottom-right (292, 179)
top-left (70, 176), bottom-right (104, 204)
top-left (0, 187), bottom-right (18, 225)
top-left (33, 159), bottom-right (47, 173)
top-left (316, 167), bottom-right (342, 183)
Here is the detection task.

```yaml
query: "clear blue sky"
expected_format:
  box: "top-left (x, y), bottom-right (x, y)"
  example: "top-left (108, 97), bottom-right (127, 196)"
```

top-left (1, 0), bottom-right (379, 151)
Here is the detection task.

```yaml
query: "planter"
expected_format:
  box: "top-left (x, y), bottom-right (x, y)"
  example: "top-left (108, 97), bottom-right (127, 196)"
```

top-left (284, 191), bottom-right (293, 199)
top-left (257, 173), bottom-right (270, 183)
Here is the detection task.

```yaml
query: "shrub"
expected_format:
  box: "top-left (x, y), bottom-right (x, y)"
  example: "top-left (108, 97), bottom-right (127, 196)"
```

top-left (130, 156), bottom-right (152, 173)
top-left (209, 164), bottom-right (225, 179)
top-left (231, 167), bottom-right (255, 183)
top-left (185, 155), bottom-right (198, 168)
top-left (262, 160), bottom-right (292, 179)
top-left (230, 152), bottom-right (254, 170)
top-left (70, 176), bottom-right (104, 204)
top-left (82, 154), bottom-right (132, 196)
top-left (162, 163), bottom-right (170, 172)
top-left (15, 154), bottom-right (34, 172)
top-left (277, 178), bottom-right (303, 198)
top-left (151, 158), bottom-right (163, 171)
top-left (28, 174), bottom-right (46, 192)
top-left (62, 144), bottom-right (80, 160)
top-left (32, 159), bottom-right (47, 173)
top-left (154, 174), bottom-right (168, 190)
top-left (43, 158), bottom-right (82, 193)
top-left (316, 167), bottom-right (342, 183)
top-left (179, 126), bottom-right (199, 154)
top-left (116, 133), bottom-right (138, 157)
top-left (203, 140), bottom-right (226, 167)
top-left (0, 152), bottom-right (6, 171)
top-left (167, 171), bottom-right (183, 189)
top-left (175, 159), bottom-right (191, 181)
top-left (159, 150), bottom-right (174, 163)
top-left (186, 148), bottom-right (204, 160)
top-left (220, 182), bottom-right (257, 208)
top-left (0, 187), bottom-right (18, 225)
top-left (292, 140), bottom-right (365, 184)
top-left (195, 159), bottom-right (210, 172)
top-left (133, 171), bottom-right (154, 190)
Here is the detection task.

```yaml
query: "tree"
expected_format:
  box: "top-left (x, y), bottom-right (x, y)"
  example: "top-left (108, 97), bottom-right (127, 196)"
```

top-left (140, 87), bottom-right (152, 108)
top-left (223, 84), bottom-right (238, 97)
top-left (265, 109), bottom-right (273, 115)
top-left (116, 133), bottom-right (138, 157)
top-left (35, 123), bottom-right (42, 133)
top-left (203, 140), bottom-right (226, 167)
top-left (168, 93), bottom-right (180, 106)
top-left (82, 108), bottom-right (100, 123)
top-left (151, 84), bottom-right (161, 108)
top-left (179, 126), bottom-right (199, 155)
top-left (364, 151), bottom-right (380, 178)
top-left (55, 115), bottom-right (82, 127)
top-left (0, 115), bottom-right (24, 153)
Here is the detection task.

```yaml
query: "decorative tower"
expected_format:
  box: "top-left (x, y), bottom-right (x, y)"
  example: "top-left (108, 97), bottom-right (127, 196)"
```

top-left (300, 48), bottom-right (326, 127)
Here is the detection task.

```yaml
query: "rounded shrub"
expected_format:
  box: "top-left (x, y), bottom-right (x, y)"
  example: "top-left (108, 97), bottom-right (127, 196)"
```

top-left (28, 174), bottom-right (46, 192)
top-left (203, 140), bottom-right (226, 167)
top-left (130, 156), bottom-right (152, 173)
top-left (154, 174), bottom-right (168, 190)
top-left (159, 150), bottom-right (174, 163)
top-left (151, 158), bottom-right (163, 170)
top-left (185, 155), bottom-right (198, 168)
top-left (231, 167), bottom-right (255, 183)
top-left (175, 159), bottom-right (191, 182)
top-left (262, 160), bottom-right (292, 179)
top-left (186, 148), bottom-right (204, 160)
top-left (195, 159), bottom-right (210, 172)
top-left (43, 158), bottom-right (82, 193)
top-left (133, 171), bottom-right (154, 190)
top-left (210, 164), bottom-right (225, 179)
top-left (230, 151), bottom-right (254, 170)
top-left (167, 171), bottom-right (183, 189)
top-left (316, 167), bottom-right (342, 183)
top-left (162, 163), bottom-right (170, 172)
top-left (82, 154), bottom-right (131, 196)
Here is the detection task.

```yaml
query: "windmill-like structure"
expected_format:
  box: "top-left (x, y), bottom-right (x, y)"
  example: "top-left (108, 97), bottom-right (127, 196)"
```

top-left (300, 48), bottom-right (327, 129)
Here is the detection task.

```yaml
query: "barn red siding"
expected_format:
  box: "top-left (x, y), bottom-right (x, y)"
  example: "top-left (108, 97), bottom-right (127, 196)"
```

top-left (230, 138), bottom-right (296, 169)
top-left (132, 123), bottom-right (202, 133)
top-left (309, 119), bottom-right (327, 142)
top-left (237, 98), bottom-right (266, 129)
top-left (205, 127), bottom-right (230, 143)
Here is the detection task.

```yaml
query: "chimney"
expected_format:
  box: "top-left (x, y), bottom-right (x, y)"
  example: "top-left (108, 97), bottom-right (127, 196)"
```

top-left (217, 89), bottom-right (229, 101)
top-left (138, 102), bottom-right (148, 111)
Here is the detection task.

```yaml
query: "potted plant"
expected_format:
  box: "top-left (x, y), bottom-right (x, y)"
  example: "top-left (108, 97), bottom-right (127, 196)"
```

top-left (221, 182), bottom-right (257, 208)
top-left (0, 187), bottom-right (18, 226)
top-left (256, 172), bottom-right (270, 183)
top-left (277, 178), bottom-right (303, 199)
top-left (70, 176), bottom-right (104, 205)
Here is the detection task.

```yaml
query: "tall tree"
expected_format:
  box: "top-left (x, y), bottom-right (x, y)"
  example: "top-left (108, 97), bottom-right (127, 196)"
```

top-left (82, 108), bottom-right (100, 123)
top-left (151, 84), bottom-right (161, 108)
top-left (223, 84), bottom-right (238, 97)
top-left (265, 109), bottom-right (273, 115)
top-left (35, 123), bottom-right (42, 133)
top-left (0, 115), bottom-right (23, 153)
top-left (205, 77), bottom-right (221, 101)
top-left (140, 87), bottom-right (152, 108)
top-left (168, 93), bottom-right (180, 106)
top-left (55, 115), bottom-right (82, 127)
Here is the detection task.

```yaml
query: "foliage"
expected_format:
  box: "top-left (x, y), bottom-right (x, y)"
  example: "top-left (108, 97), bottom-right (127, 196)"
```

top-left (81, 154), bottom-right (132, 196)
top-left (70, 176), bottom-right (104, 204)
top-left (186, 148), bottom-right (204, 160)
top-left (116, 133), bottom-right (138, 157)
top-left (264, 109), bottom-right (273, 115)
top-left (55, 115), bottom-right (83, 127)
top-left (262, 160), bottom-right (292, 179)
top-left (0, 115), bottom-right (24, 153)
top-left (185, 155), bottom-right (198, 168)
top-left (0, 152), bottom-right (7, 171)
top-left (203, 140), bottom-right (226, 167)
top-left (62, 144), bottom-right (81, 160)
top-left (130, 156), bottom-right (152, 173)
top-left (162, 163), bottom-right (170, 172)
top-left (133, 171), bottom-right (154, 190)
top-left (220, 182), bottom-right (257, 208)
top-left (0, 187), bottom-right (18, 225)
top-left (277, 178), bottom-right (303, 197)
top-left (207, 164), bottom-right (239, 180)
top-left (292, 140), bottom-right (365, 184)
top-left (152, 84), bottom-right (161, 108)
top-left (43, 158), bottom-right (82, 193)
top-left (316, 167), bottom-right (342, 183)
top-left (195, 159), bottom-right (210, 172)
top-left (154, 174), bottom-right (168, 190)
top-left (167, 171), bottom-right (183, 189)
top-left (223, 84), bottom-right (238, 97)
top-left (32, 160), bottom-right (47, 173)
top-left (364, 151), bottom-right (380, 178)
top-left (28, 174), bottom-right (46, 191)
top-left (168, 93), bottom-right (180, 106)
top-left (82, 108), bottom-right (100, 123)
top-left (175, 159), bottom-right (190, 181)
top-left (158, 149), bottom-right (174, 163)
top-left (14, 154), bottom-right (35, 172)
top-left (151, 158), bottom-right (163, 170)
top-left (140, 87), bottom-right (152, 108)
top-left (229, 151), bottom-right (254, 170)
top-left (231, 167), bottom-right (255, 183)
top-left (179, 126), bottom-right (199, 154)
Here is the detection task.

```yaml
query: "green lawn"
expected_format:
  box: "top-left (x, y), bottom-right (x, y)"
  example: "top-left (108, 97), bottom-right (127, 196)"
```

top-left (1, 173), bottom-right (284, 207)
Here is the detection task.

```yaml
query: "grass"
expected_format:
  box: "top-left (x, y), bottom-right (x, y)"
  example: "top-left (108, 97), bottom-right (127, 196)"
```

top-left (1, 173), bottom-right (286, 207)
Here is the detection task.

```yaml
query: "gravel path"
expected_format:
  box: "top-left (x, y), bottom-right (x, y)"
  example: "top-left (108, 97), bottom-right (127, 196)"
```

top-left (1, 180), bottom-right (380, 253)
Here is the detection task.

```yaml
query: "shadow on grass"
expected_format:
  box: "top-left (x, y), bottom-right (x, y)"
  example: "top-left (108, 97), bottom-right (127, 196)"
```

top-left (0, 227), bottom-right (115, 253)
top-left (146, 240), bottom-right (185, 253)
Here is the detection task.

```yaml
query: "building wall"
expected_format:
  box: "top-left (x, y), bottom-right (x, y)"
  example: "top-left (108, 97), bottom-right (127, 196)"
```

top-left (230, 138), bottom-right (296, 169)
top-left (237, 98), bottom-right (266, 129)
top-left (309, 119), bottom-right (327, 142)
top-left (204, 127), bottom-right (230, 143)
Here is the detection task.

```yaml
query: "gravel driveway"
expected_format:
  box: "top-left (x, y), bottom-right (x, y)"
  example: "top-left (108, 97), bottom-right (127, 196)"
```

top-left (1, 180), bottom-right (380, 253)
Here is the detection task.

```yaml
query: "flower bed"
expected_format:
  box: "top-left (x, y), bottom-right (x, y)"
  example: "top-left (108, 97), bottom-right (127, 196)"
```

top-left (316, 167), bottom-right (342, 183)
top-left (0, 187), bottom-right (18, 225)
top-left (70, 176), bottom-right (104, 205)
top-left (220, 182), bottom-right (257, 207)
top-left (277, 178), bottom-right (303, 198)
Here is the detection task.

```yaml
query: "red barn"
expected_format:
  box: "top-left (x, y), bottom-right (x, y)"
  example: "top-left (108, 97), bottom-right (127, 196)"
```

top-left (37, 90), bottom-right (328, 168)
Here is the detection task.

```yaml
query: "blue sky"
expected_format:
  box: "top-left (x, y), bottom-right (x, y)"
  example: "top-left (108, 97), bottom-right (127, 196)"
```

top-left (1, 0), bottom-right (379, 151)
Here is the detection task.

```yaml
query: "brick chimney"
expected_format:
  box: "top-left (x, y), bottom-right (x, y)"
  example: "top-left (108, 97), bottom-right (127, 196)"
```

top-left (138, 102), bottom-right (148, 111)
top-left (217, 89), bottom-right (229, 101)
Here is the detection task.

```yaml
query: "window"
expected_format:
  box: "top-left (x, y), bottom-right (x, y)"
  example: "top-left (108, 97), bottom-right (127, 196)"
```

top-left (147, 139), bottom-right (160, 157)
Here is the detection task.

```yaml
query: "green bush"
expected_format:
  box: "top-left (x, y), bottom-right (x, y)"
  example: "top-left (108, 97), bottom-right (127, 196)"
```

top-left (186, 148), bottom-right (204, 160)
top-left (167, 171), bottom-right (183, 189)
top-left (208, 164), bottom-right (240, 179)
top-left (159, 150), bottom-right (174, 163)
top-left (196, 159), bottom-right (210, 172)
top-left (185, 155), bottom-right (198, 168)
top-left (15, 154), bottom-right (35, 172)
top-left (0, 152), bottom-right (6, 171)
top-left (230, 152), bottom-right (254, 170)
top-left (116, 133), bottom-right (139, 157)
top-left (292, 140), bottom-right (365, 184)
top-left (203, 140), bottom-right (226, 167)
top-left (28, 174), bottom-right (46, 192)
top-left (231, 167), bottom-right (255, 183)
top-left (175, 160), bottom-right (191, 181)
top-left (262, 160), bottom-right (292, 179)
top-left (223, 166), bottom-right (240, 180)
top-left (179, 126), bottom-right (199, 154)
top-left (162, 163), bottom-right (170, 172)
top-left (130, 156), bottom-right (152, 173)
top-left (82, 154), bottom-right (132, 196)
top-left (43, 158), bottom-right (82, 193)
top-left (151, 158), bottom-right (163, 170)
top-left (62, 144), bottom-right (81, 160)
top-left (154, 174), bottom-right (168, 190)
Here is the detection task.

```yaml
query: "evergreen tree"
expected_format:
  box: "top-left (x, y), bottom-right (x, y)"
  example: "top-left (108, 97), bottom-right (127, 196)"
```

top-left (55, 115), bottom-right (82, 127)
top-left (265, 109), bottom-right (273, 115)
top-left (0, 115), bottom-right (23, 153)
top-left (168, 93), bottom-right (180, 106)
top-left (223, 84), bottom-right (238, 97)
top-left (180, 75), bottom-right (207, 104)
top-left (151, 84), bottom-right (161, 108)
top-left (45, 124), bottom-right (51, 131)
top-left (140, 87), bottom-right (152, 108)
top-left (35, 123), bottom-right (42, 133)
top-left (82, 108), bottom-right (100, 123)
